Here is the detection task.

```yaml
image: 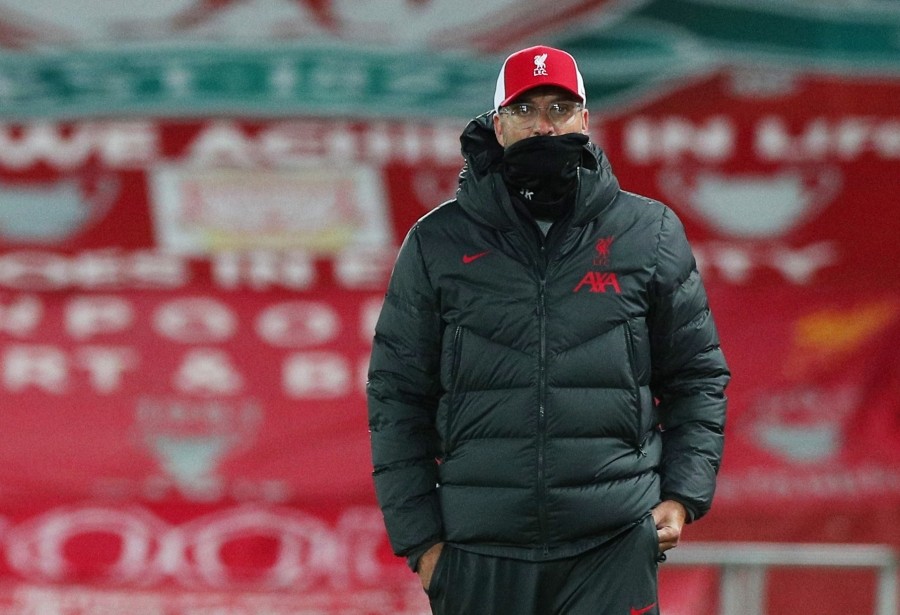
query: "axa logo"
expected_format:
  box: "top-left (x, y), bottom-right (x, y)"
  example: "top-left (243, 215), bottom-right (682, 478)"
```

top-left (573, 271), bottom-right (621, 293)
top-left (574, 235), bottom-right (621, 293)
top-left (533, 53), bottom-right (548, 76)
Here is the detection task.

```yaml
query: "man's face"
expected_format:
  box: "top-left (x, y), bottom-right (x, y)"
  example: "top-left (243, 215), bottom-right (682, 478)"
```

top-left (493, 86), bottom-right (589, 148)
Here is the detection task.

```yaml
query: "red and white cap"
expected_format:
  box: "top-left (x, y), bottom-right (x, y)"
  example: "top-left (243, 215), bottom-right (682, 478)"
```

top-left (494, 45), bottom-right (586, 111)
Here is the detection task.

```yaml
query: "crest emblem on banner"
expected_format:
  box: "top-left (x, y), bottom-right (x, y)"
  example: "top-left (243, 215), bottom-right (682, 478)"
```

top-left (747, 386), bottom-right (857, 463)
top-left (135, 397), bottom-right (262, 498)
top-left (0, 175), bottom-right (118, 244)
top-left (658, 166), bottom-right (841, 239)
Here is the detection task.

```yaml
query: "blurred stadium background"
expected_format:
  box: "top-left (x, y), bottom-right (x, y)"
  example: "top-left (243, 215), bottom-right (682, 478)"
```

top-left (0, 1), bottom-right (897, 613)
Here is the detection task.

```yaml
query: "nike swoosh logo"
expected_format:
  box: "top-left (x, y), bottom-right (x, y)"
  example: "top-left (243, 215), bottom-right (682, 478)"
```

top-left (630, 603), bottom-right (657, 615)
top-left (462, 250), bottom-right (490, 264)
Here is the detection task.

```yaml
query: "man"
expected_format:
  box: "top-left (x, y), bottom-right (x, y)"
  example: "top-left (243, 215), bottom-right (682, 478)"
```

top-left (367, 45), bottom-right (729, 614)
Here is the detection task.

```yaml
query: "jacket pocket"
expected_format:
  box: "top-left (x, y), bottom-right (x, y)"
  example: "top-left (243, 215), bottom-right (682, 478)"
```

top-left (445, 326), bottom-right (464, 452)
top-left (623, 323), bottom-right (643, 448)
top-left (425, 544), bottom-right (453, 599)
top-left (641, 513), bottom-right (661, 565)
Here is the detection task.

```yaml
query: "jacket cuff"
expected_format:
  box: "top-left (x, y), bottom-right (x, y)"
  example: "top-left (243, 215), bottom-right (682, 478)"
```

top-left (660, 494), bottom-right (699, 523)
top-left (406, 542), bottom-right (439, 572)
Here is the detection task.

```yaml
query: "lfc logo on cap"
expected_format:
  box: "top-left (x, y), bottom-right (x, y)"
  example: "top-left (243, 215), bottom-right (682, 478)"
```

top-left (533, 53), bottom-right (548, 76)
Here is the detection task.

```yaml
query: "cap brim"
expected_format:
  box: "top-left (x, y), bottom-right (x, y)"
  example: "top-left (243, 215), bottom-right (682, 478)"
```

top-left (498, 82), bottom-right (585, 108)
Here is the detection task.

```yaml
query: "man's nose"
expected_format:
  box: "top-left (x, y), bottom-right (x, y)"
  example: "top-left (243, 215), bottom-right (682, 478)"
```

top-left (532, 111), bottom-right (557, 135)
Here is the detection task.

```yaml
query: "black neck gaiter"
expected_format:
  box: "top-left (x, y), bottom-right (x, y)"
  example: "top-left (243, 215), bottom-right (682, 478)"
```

top-left (501, 133), bottom-right (588, 220)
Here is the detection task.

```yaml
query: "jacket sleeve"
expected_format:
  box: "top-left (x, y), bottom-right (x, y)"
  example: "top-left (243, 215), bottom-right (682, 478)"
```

top-left (366, 225), bottom-right (444, 561)
top-left (648, 207), bottom-right (730, 522)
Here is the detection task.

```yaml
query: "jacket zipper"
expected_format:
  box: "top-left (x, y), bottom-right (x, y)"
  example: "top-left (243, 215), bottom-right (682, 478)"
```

top-left (526, 166), bottom-right (585, 554)
top-left (446, 325), bottom-right (463, 453)
top-left (519, 199), bottom-right (570, 555)
top-left (624, 324), bottom-right (646, 455)
top-left (534, 210), bottom-right (566, 555)
top-left (537, 277), bottom-right (549, 554)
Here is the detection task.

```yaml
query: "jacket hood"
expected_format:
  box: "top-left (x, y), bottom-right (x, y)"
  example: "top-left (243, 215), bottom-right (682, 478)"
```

top-left (456, 111), bottom-right (621, 230)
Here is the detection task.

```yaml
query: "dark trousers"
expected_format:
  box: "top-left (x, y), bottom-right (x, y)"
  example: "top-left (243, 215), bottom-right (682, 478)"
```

top-left (426, 515), bottom-right (660, 615)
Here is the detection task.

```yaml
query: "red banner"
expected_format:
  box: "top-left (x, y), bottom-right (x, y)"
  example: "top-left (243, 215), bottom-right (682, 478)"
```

top-left (1, 69), bottom-right (898, 614)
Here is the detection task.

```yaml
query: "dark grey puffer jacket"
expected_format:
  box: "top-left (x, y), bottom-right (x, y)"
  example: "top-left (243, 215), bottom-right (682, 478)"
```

top-left (367, 112), bottom-right (729, 564)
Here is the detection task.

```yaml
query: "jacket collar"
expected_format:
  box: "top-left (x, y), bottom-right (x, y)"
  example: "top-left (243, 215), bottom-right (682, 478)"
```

top-left (456, 111), bottom-right (621, 231)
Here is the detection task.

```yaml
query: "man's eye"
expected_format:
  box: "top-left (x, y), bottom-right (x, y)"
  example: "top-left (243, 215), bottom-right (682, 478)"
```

top-left (513, 105), bottom-right (535, 116)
